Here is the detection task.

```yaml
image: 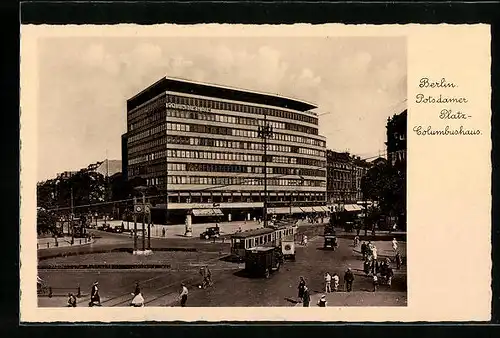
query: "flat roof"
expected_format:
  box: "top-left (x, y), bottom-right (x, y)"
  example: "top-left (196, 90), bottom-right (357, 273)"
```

top-left (231, 227), bottom-right (275, 239)
top-left (127, 76), bottom-right (317, 112)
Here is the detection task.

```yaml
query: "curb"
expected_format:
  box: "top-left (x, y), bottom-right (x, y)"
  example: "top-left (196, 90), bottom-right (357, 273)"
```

top-left (37, 239), bottom-right (97, 251)
top-left (38, 246), bottom-right (200, 261)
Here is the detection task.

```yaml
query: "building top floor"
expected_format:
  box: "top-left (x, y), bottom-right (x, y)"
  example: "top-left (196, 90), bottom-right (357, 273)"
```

top-left (127, 76), bottom-right (317, 114)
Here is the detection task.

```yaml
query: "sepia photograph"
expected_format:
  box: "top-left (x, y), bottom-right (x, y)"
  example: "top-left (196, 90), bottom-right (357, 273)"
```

top-left (32, 34), bottom-right (408, 309)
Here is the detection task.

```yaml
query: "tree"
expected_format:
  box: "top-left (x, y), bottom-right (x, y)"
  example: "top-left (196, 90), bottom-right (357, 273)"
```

top-left (37, 208), bottom-right (60, 245)
top-left (361, 162), bottom-right (406, 229)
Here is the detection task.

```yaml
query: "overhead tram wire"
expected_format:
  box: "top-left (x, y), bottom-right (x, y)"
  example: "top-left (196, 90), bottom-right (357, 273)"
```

top-left (45, 150), bottom-right (388, 212)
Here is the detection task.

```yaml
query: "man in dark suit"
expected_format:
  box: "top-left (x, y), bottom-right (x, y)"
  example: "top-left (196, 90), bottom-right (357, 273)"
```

top-left (302, 285), bottom-right (311, 307)
top-left (344, 268), bottom-right (354, 292)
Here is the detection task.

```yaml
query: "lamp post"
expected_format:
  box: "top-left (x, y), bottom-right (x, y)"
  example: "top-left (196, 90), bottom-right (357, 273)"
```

top-left (258, 121), bottom-right (274, 228)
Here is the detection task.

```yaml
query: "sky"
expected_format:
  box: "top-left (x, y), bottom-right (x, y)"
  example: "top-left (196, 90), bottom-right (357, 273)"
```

top-left (37, 36), bottom-right (406, 182)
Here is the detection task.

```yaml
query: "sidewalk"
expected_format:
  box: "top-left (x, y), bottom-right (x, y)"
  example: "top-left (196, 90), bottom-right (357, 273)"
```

top-left (105, 217), bottom-right (331, 240)
top-left (295, 291), bottom-right (407, 307)
top-left (37, 236), bottom-right (95, 250)
top-left (105, 220), bottom-right (264, 240)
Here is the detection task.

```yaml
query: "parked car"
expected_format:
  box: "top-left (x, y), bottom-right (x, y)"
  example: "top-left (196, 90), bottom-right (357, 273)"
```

top-left (200, 226), bottom-right (220, 239)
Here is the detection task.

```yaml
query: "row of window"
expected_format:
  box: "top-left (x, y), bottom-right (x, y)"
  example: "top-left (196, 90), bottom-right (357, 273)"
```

top-left (128, 95), bottom-right (166, 122)
top-left (144, 162), bottom-right (326, 178)
top-left (129, 109), bottom-right (165, 131)
top-left (130, 147), bottom-right (326, 167)
top-left (128, 129), bottom-right (151, 144)
top-left (165, 94), bottom-right (318, 125)
top-left (299, 147), bottom-right (325, 157)
top-left (166, 175), bottom-right (326, 187)
top-left (128, 134), bottom-right (325, 158)
top-left (165, 122), bottom-right (325, 147)
top-left (166, 109), bottom-right (317, 135)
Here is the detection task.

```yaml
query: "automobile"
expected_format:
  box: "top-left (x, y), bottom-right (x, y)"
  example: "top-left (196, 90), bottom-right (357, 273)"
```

top-left (244, 246), bottom-right (284, 278)
top-left (324, 235), bottom-right (338, 250)
top-left (97, 224), bottom-right (109, 231)
top-left (109, 225), bottom-right (124, 233)
top-left (200, 226), bottom-right (220, 240)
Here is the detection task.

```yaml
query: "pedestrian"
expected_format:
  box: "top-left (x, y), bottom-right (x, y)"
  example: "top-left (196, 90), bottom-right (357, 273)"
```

top-left (297, 276), bottom-right (306, 300)
top-left (392, 238), bottom-right (398, 252)
top-left (67, 293), bottom-right (77, 307)
top-left (206, 266), bottom-right (213, 286)
top-left (179, 283), bottom-right (188, 307)
top-left (332, 273), bottom-right (340, 292)
top-left (130, 282), bottom-right (144, 307)
top-left (372, 274), bottom-right (378, 292)
top-left (302, 285), bottom-right (311, 307)
top-left (386, 265), bottom-right (394, 287)
top-left (324, 272), bottom-right (332, 293)
top-left (353, 235), bottom-right (360, 248)
top-left (302, 235), bottom-right (308, 246)
top-left (344, 268), bottom-right (354, 292)
top-left (364, 259), bottom-right (371, 276)
top-left (162, 228), bottom-right (166, 237)
top-left (395, 251), bottom-right (402, 270)
top-left (372, 245), bottom-right (378, 274)
top-left (317, 294), bottom-right (327, 307)
top-left (361, 241), bottom-right (367, 260)
top-left (89, 281), bottom-right (101, 307)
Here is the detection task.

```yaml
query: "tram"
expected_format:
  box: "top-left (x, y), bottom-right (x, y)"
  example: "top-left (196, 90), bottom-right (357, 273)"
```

top-left (230, 224), bottom-right (297, 261)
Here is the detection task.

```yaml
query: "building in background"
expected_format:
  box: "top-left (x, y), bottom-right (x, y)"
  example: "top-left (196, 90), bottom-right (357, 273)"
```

top-left (123, 77), bottom-right (328, 224)
top-left (326, 150), bottom-right (355, 204)
top-left (352, 156), bottom-right (371, 202)
top-left (385, 109), bottom-right (407, 229)
top-left (386, 109), bottom-right (407, 169)
top-left (326, 150), bottom-right (371, 211)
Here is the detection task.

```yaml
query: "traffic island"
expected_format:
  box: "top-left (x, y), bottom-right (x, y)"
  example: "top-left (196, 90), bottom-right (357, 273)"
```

top-left (38, 250), bottom-right (232, 270)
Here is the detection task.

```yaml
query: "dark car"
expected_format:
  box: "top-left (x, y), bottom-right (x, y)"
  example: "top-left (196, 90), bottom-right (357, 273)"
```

top-left (200, 226), bottom-right (220, 239)
top-left (245, 246), bottom-right (284, 278)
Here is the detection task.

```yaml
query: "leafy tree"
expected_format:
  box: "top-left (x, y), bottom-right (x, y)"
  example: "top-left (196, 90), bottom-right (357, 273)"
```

top-left (37, 208), bottom-right (60, 245)
top-left (361, 162), bottom-right (406, 229)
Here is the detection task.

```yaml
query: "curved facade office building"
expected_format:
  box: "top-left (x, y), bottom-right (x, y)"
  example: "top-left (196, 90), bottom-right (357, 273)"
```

top-left (123, 77), bottom-right (327, 224)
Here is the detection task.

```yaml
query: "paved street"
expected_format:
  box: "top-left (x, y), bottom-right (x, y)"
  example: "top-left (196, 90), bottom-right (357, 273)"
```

top-left (38, 233), bottom-right (406, 307)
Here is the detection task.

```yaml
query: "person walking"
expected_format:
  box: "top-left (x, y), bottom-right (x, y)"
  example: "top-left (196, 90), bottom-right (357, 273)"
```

top-left (130, 282), bottom-right (144, 307)
top-left (302, 286), bottom-right (311, 307)
top-left (89, 281), bottom-right (101, 307)
top-left (67, 293), bottom-right (77, 307)
top-left (372, 274), bottom-right (378, 292)
top-left (297, 277), bottom-right (306, 301)
top-left (392, 238), bottom-right (398, 252)
top-left (353, 236), bottom-right (360, 248)
top-left (372, 245), bottom-right (378, 274)
top-left (344, 268), bottom-right (354, 292)
top-left (332, 273), bottom-right (340, 292)
top-left (395, 251), bottom-right (402, 270)
top-left (324, 272), bottom-right (332, 293)
top-left (361, 241), bottom-right (367, 260)
top-left (364, 258), bottom-right (372, 276)
top-left (179, 283), bottom-right (188, 307)
top-left (317, 294), bottom-right (327, 307)
top-left (386, 265), bottom-right (394, 288)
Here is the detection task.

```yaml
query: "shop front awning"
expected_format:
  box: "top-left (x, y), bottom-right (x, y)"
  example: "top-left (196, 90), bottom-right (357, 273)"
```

top-left (192, 208), bottom-right (223, 217)
top-left (267, 207), bottom-right (292, 215)
top-left (344, 204), bottom-right (362, 212)
top-left (299, 206), bottom-right (315, 213)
